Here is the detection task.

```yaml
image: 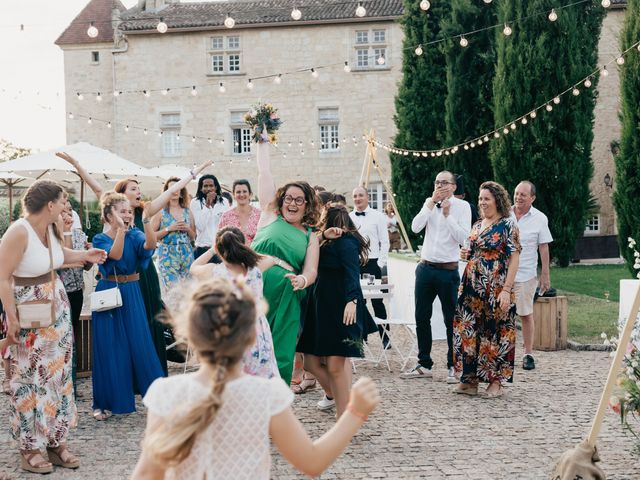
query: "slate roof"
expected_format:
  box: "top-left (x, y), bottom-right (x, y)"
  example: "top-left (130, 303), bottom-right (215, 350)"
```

top-left (118, 0), bottom-right (404, 33)
top-left (55, 0), bottom-right (127, 45)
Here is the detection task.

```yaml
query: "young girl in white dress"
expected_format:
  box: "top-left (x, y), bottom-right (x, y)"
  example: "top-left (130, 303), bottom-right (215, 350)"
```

top-left (132, 277), bottom-right (380, 480)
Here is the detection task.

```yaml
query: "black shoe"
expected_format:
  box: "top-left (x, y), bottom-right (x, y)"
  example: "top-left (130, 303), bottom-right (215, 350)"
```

top-left (382, 336), bottom-right (392, 350)
top-left (522, 354), bottom-right (535, 370)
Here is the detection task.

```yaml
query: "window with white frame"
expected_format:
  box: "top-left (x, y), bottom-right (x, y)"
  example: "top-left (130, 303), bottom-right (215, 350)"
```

top-left (319, 108), bottom-right (340, 151)
top-left (367, 183), bottom-right (388, 211)
top-left (584, 214), bottom-right (600, 235)
top-left (160, 113), bottom-right (181, 157)
top-left (230, 111), bottom-right (252, 154)
top-left (209, 35), bottom-right (242, 74)
top-left (353, 28), bottom-right (388, 70)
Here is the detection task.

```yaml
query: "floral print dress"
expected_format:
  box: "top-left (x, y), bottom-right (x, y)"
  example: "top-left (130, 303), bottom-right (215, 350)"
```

top-left (157, 208), bottom-right (194, 309)
top-left (212, 264), bottom-right (279, 379)
top-left (453, 217), bottom-right (521, 385)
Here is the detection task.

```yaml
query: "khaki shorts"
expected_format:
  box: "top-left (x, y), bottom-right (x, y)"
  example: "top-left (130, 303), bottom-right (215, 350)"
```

top-left (514, 277), bottom-right (538, 317)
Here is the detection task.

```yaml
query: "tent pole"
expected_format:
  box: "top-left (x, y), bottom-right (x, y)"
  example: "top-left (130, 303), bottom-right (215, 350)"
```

top-left (8, 184), bottom-right (13, 222)
top-left (80, 180), bottom-right (85, 229)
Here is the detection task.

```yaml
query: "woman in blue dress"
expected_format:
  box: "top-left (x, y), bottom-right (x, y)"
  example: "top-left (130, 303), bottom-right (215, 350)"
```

top-left (91, 192), bottom-right (164, 420)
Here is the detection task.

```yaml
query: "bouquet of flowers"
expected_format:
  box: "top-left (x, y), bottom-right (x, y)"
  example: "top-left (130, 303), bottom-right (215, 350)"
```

top-left (244, 103), bottom-right (282, 144)
top-left (606, 237), bottom-right (640, 455)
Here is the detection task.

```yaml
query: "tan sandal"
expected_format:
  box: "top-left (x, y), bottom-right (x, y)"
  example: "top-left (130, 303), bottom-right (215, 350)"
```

top-left (291, 375), bottom-right (317, 395)
top-left (453, 384), bottom-right (478, 396)
top-left (483, 383), bottom-right (505, 398)
top-left (20, 449), bottom-right (53, 474)
top-left (47, 444), bottom-right (80, 469)
top-left (93, 409), bottom-right (112, 421)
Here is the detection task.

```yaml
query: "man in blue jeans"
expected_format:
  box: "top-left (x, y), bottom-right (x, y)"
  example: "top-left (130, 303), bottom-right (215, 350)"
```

top-left (400, 171), bottom-right (471, 383)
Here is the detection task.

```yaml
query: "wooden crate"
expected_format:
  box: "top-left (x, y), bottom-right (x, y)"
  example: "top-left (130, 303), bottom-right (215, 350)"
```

top-left (533, 296), bottom-right (568, 351)
top-left (77, 312), bottom-right (93, 378)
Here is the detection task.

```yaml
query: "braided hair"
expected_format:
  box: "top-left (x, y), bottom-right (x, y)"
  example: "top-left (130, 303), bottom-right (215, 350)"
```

top-left (143, 278), bottom-right (257, 466)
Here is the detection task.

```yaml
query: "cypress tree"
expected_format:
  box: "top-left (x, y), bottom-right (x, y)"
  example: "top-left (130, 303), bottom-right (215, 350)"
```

top-left (441, 0), bottom-right (497, 198)
top-left (491, 0), bottom-right (605, 266)
top-left (613, 0), bottom-right (640, 274)
top-left (391, 1), bottom-right (451, 243)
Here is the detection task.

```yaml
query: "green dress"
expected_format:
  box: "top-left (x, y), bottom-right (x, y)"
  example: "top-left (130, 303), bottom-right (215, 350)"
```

top-left (134, 209), bottom-right (168, 376)
top-left (251, 216), bottom-right (310, 384)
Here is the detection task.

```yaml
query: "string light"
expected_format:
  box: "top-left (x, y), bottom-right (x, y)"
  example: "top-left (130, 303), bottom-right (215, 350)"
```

top-left (572, 87), bottom-right (580, 96)
top-left (87, 117), bottom-right (92, 124)
top-left (503, 24), bottom-right (512, 36)
top-left (415, 44), bottom-right (423, 56)
top-left (143, 89), bottom-right (150, 98)
top-left (218, 82), bottom-right (226, 93)
top-left (377, 55), bottom-right (386, 65)
top-left (274, 74), bottom-right (282, 84)
top-left (553, 96), bottom-right (561, 104)
top-left (191, 85), bottom-right (198, 96)
top-left (602, 66), bottom-right (609, 77)
top-left (246, 79), bottom-right (254, 89)
top-left (545, 104), bottom-right (553, 112)
top-left (530, 111), bottom-right (537, 119)
top-left (157, 18), bottom-right (168, 34)
top-left (420, 0), bottom-right (430, 10)
top-left (521, 117), bottom-right (528, 125)
top-left (224, 15), bottom-right (235, 29)
top-left (548, 9), bottom-right (558, 22)
top-left (161, 88), bottom-right (169, 95)
top-left (344, 61), bottom-right (351, 72)
top-left (124, 125), bottom-right (129, 132)
top-left (616, 56), bottom-right (625, 65)
top-left (311, 68), bottom-right (319, 78)
top-left (95, 92), bottom-right (102, 102)
top-left (483, 0), bottom-right (493, 3)
top-left (355, 3), bottom-right (366, 17)
top-left (291, 7), bottom-right (302, 21)
top-left (584, 78), bottom-right (592, 88)
top-left (459, 36), bottom-right (469, 47)
top-left (87, 22), bottom-right (98, 38)
top-left (143, 128), bottom-right (148, 135)
top-left (76, 92), bottom-right (84, 101)
top-left (113, 90), bottom-right (121, 97)
top-left (601, 0), bottom-right (611, 7)
top-left (107, 121), bottom-right (111, 128)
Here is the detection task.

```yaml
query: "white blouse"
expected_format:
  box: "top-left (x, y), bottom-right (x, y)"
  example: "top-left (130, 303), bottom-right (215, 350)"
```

top-left (13, 219), bottom-right (64, 277)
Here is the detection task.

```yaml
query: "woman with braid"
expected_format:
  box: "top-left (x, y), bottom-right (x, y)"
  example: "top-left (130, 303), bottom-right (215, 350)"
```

top-left (132, 278), bottom-right (381, 479)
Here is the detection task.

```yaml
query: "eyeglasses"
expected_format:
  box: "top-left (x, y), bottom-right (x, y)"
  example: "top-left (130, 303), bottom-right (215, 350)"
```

top-left (434, 180), bottom-right (454, 186)
top-left (283, 195), bottom-right (307, 206)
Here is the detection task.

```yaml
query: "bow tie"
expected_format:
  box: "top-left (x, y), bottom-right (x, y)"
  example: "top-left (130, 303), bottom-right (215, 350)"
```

top-left (355, 211), bottom-right (366, 216)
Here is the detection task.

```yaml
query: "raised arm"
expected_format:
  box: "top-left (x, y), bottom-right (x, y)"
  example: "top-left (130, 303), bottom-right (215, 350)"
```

top-left (56, 152), bottom-right (103, 199)
top-left (142, 206), bottom-right (157, 250)
top-left (256, 141), bottom-right (278, 223)
top-left (190, 248), bottom-right (216, 279)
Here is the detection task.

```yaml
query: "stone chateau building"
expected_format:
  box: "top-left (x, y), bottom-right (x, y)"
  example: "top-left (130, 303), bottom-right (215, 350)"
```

top-left (56, 0), bottom-right (627, 258)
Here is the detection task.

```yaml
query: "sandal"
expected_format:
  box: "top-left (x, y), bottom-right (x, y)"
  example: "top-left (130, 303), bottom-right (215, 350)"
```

top-left (20, 449), bottom-right (53, 474)
top-left (453, 384), bottom-right (478, 396)
top-left (290, 375), bottom-right (317, 395)
top-left (2, 378), bottom-right (10, 395)
top-left (47, 444), bottom-right (80, 469)
top-left (92, 409), bottom-right (112, 421)
top-left (483, 384), bottom-right (504, 398)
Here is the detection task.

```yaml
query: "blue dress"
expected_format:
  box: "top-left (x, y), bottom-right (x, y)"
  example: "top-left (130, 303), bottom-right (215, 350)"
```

top-left (91, 229), bottom-right (164, 414)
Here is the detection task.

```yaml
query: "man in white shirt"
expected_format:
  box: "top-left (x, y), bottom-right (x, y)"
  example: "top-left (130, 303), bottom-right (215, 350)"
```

top-left (349, 187), bottom-right (391, 347)
top-left (511, 181), bottom-right (553, 371)
top-left (190, 174), bottom-right (229, 262)
top-left (401, 171), bottom-right (471, 383)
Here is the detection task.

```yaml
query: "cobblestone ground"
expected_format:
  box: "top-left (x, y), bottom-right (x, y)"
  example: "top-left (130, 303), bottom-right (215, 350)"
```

top-left (0, 339), bottom-right (638, 479)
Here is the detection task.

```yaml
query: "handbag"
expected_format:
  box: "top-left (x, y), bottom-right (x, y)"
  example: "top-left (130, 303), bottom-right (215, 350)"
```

top-left (90, 268), bottom-right (123, 312)
top-left (15, 229), bottom-right (56, 329)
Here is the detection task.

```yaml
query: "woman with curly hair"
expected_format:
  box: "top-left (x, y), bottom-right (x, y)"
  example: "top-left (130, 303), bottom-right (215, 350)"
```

top-left (296, 203), bottom-right (377, 417)
top-left (251, 140), bottom-right (320, 384)
top-left (453, 181), bottom-right (521, 398)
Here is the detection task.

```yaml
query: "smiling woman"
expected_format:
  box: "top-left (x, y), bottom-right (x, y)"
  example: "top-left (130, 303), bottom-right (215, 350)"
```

top-left (218, 179), bottom-right (261, 245)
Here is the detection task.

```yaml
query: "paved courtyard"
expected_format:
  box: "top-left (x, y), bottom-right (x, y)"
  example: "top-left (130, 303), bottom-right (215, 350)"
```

top-left (0, 340), bottom-right (638, 479)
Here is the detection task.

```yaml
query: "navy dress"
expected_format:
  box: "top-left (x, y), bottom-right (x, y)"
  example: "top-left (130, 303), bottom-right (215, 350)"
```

top-left (91, 229), bottom-right (164, 414)
top-left (297, 234), bottom-right (377, 357)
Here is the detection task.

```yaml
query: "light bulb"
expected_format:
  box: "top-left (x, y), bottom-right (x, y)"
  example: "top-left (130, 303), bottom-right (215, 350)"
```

top-left (157, 19), bottom-right (168, 34)
top-left (459, 36), bottom-right (468, 47)
top-left (87, 117), bottom-right (92, 124)
top-left (274, 74), bottom-right (282, 84)
top-left (247, 79), bottom-right (254, 89)
top-left (601, 0), bottom-right (611, 7)
top-left (191, 86), bottom-right (198, 96)
top-left (483, 136), bottom-right (489, 142)
top-left (291, 7), bottom-right (302, 20)
top-left (143, 90), bottom-right (150, 98)
top-left (344, 61), bottom-right (351, 72)
top-left (503, 24), bottom-right (512, 36)
top-left (637, 44), bottom-right (640, 52)
top-left (477, 140), bottom-right (483, 145)
top-left (158, 131), bottom-right (163, 137)
top-left (616, 56), bottom-right (625, 65)
top-left (415, 44), bottom-right (423, 56)
top-left (96, 93), bottom-right (102, 102)
top-left (107, 122), bottom-right (111, 128)
top-left (77, 93), bottom-right (84, 101)
top-left (113, 90), bottom-right (120, 97)
top-left (219, 82), bottom-right (226, 93)
top-left (124, 125), bottom-right (130, 132)
top-left (161, 88), bottom-right (169, 95)
top-left (483, 0), bottom-right (492, 3)
top-left (224, 15), bottom-right (235, 28)
top-left (553, 96), bottom-right (560, 104)
top-left (311, 68), bottom-right (319, 78)
top-left (602, 66), bottom-right (609, 76)
top-left (510, 123), bottom-right (516, 130)
top-left (546, 104), bottom-right (553, 111)
top-left (530, 111), bottom-right (537, 119)
top-left (377, 55), bottom-right (386, 65)
top-left (192, 136), bottom-right (196, 143)
top-left (464, 145), bottom-right (470, 150)
top-left (584, 78), bottom-right (592, 88)
top-left (503, 127), bottom-right (509, 134)
top-left (355, 3), bottom-right (366, 17)
top-left (494, 132), bottom-right (500, 138)
top-left (572, 87), bottom-right (580, 96)
top-left (420, 0), bottom-right (430, 11)
top-left (548, 9), bottom-right (558, 22)
top-left (87, 22), bottom-right (99, 38)
top-left (143, 128), bottom-right (148, 135)
top-left (521, 117), bottom-right (528, 125)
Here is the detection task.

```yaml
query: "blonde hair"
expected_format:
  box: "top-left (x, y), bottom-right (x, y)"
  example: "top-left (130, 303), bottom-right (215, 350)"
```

top-left (100, 191), bottom-right (128, 224)
top-left (143, 278), bottom-right (257, 466)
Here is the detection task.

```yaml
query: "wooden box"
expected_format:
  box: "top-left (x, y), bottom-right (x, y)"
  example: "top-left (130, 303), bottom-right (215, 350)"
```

top-left (77, 312), bottom-right (93, 378)
top-left (533, 296), bottom-right (568, 351)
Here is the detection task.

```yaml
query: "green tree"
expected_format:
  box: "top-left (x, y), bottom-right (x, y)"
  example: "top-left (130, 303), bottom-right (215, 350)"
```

top-left (490, 0), bottom-right (605, 266)
top-left (613, 0), bottom-right (640, 274)
top-left (391, 0), bottom-right (451, 244)
top-left (442, 0), bottom-right (497, 197)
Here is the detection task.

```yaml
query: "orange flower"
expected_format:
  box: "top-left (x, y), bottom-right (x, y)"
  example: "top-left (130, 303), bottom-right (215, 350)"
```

top-left (17, 392), bottom-right (37, 413)
top-left (47, 356), bottom-right (65, 375)
top-left (44, 400), bottom-right (58, 418)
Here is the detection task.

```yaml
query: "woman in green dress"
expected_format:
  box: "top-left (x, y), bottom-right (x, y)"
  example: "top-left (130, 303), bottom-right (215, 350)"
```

top-left (57, 153), bottom-right (212, 376)
top-left (251, 140), bottom-right (320, 384)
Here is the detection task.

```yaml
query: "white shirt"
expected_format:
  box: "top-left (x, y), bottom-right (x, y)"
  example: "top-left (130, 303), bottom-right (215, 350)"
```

top-left (411, 196), bottom-right (471, 263)
top-left (71, 210), bottom-right (82, 230)
top-left (349, 206), bottom-right (390, 267)
top-left (511, 206), bottom-right (553, 283)
top-left (144, 373), bottom-right (293, 480)
top-left (190, 197), bottom-right (230, 248)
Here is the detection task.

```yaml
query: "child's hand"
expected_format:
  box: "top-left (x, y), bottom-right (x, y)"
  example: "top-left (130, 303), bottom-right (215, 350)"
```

top-left (349, 377), bottom-right (380, 416)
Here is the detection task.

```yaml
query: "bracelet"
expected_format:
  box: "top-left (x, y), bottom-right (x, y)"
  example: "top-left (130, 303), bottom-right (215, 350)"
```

top-left (298, 274), bottom-right (308, 289)
top-left (346, 403), bottom-right (368, 422)
top-left (63, 232), bottom-right (73, 237)
top-left (142, 218), bottom-right (150, 224)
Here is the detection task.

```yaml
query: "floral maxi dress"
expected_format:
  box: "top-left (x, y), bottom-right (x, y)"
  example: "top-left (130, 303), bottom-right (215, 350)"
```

top-left (157, 208), bottom-right (194, 310)
top-left (453, 217), bottom-right (521, 385)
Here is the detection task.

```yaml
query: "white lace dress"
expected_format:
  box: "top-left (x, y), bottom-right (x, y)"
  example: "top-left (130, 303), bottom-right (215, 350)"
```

top-left (143, 373), bottom-right (293, 479)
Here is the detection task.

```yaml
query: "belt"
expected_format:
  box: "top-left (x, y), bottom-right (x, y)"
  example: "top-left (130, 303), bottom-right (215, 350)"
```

top-left (420, 260), bottom-right (458, 270)
top-left (13, 272), bottom-right (54, 287)
top-left (106, 273), bottom-right (140, 283)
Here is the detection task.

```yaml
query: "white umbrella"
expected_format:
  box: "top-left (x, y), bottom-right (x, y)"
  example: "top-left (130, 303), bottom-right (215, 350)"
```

top-left (0, 172), bottom-right (35, 221)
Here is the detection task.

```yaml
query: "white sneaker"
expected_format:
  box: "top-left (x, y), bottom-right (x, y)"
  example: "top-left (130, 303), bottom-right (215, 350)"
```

top-left (317, 395), bottom-right (335, 411)
top-left (399, 364), bottom-right (433, 379)
top-left (446, 367), bottom-right (457, 384)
